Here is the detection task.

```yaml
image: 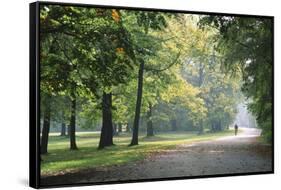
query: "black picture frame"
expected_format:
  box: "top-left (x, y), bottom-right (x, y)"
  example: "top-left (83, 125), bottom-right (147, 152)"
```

top-left (30, 1), bottom-right (274, 188)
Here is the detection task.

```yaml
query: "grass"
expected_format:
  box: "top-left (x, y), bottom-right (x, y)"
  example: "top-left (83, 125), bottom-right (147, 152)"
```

top-left (41, 129), bottom-right (235, 176)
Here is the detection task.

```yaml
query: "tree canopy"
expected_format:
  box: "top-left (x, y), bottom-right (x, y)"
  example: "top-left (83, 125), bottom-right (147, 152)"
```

top-left (39, 5), bottom-right (273, 155)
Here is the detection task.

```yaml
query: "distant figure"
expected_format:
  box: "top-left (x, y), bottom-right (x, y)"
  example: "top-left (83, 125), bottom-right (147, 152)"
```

top-left (234, 124), bottom-right (238, 136)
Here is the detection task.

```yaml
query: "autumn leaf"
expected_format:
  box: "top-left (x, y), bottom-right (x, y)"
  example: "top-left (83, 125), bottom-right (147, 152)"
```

top-left (112, 9), bottom-right (120, 22)
top-left (116, 47), bottom-right (124, 54)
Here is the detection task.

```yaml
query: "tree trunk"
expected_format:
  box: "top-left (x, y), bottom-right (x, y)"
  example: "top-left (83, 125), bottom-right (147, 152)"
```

top-left (197, 62), bottom-right (205, 135)
top-left (211, 120), bottom-right (222, 132)
top-left (211, 121), bottom-right (216, 132)
top-left (171, 119), bottom-right (177, 131)
top-left (126, 122), bottom-right (130, 132)
top-left (146, 103), bottom-right (154, 137)
top-left (130, 60), bottom-right (145, 146)
top-left (70, 91), bottom-right (78, 150)
top-left (217, 120), bottom-right (222, 131)
top-left (198, 120), bottom-right (204, 135)
top-left (118, 123), bottom-right (122, 133)
top-left (41, 104), bottom-right (51, 155)
top-left (98, 92), bottom-right (114, 149)
top-left (60, 123), bottom-right (66, 136)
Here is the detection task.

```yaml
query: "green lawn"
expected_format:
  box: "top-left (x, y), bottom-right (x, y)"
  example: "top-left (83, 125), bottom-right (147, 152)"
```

top-left (41, 129), bottom-right (236, 176)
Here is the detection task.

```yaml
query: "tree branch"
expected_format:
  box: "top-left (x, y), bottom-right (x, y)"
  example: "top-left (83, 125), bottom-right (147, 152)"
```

top-left (144, 50), bottom-right (181, 72)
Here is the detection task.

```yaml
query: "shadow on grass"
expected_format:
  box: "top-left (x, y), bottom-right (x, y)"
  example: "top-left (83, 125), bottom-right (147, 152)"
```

top-left (42, 130), bottom-right (234, 176)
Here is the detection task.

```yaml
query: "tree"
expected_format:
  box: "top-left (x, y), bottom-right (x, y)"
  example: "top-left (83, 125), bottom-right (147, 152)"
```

top-left (199, 16), bottom-right (273, 141)
top-left (124, 12), bottom-right (179, 145)
top-left (160, 72), bottom-right (207, 130)
top-left (98, 92), bottom-right (114, 149)
top-left (39, 29), bottom-right (70, 154)
top-left (130, 60), bottom-right (145, 145)
top-left (40, 6), bottom-right (137, 149)
top-left (69, 84), bottom-right (78, 150)
top-left (40, 94), bottom-right (51, 154)
top-left (60, 122), bottom-right (66, 136)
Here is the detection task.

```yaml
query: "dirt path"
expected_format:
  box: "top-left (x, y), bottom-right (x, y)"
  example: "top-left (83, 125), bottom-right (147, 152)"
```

top-left (41, 128), bottom-right (272, 186)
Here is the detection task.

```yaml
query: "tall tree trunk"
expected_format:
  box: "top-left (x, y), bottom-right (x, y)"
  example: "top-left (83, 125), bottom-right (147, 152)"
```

top-left (60, 122), bottom-right (66, 136)
top-left (98, 92), bottom-right (114, 149)
top-left (211, 122), bottom-right (216, 132)
top-left (197, 62), bottom-right (204, 135)
top-left (171, 119), bottom-right (177, 131)
top-left (126, 122), bottom-right (130, 132)
top-left (217, 120), bottom-right (222, 131)
top-left (118, 123), bottom-right (122, 133)
top-left (130, 60), bottom-right (145, 146)
top-left (146, 103), bottom-right (154, 137)
top-left (41, 103), bottom-right (51, 155)
top-left (70, 91), bottom-right (78, 150)
top-left (198, 120), bottom-right (204, 135)
top-left (211, 120), bottom-right (222, 132)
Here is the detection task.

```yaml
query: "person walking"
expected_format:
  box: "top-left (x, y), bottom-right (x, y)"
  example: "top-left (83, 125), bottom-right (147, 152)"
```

top-left (234, 124), bottom-right (238, 136)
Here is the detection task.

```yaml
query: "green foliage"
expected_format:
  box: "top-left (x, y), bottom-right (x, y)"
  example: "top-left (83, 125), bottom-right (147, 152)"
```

top-left (39, 4), bottom-right (272, 151)
top-left (199, 16), bottom-right (273, 141)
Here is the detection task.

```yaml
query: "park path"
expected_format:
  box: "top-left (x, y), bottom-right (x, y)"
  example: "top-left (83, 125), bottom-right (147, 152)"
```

top-left (41, 128), bottom-right (272, 185)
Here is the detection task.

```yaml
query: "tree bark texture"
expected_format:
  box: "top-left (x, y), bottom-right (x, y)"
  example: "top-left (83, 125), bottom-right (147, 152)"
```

top-left (98, 92), bottom-right (114, 149)
top-left (130, 60), bottom-right (145, 146)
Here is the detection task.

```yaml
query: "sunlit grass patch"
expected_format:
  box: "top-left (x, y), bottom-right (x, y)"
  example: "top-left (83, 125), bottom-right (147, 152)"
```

top-left (41, 129), bottom-right (234, 176)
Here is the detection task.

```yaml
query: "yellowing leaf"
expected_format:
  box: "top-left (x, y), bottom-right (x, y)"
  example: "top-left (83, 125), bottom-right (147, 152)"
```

top-left (116, 47), bottom-right (124, 54)
top-left (112, 9), bottom-right (120, 23)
